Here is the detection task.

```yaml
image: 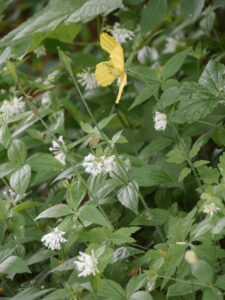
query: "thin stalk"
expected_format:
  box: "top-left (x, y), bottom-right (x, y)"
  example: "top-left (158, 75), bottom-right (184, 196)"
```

top-left (172, 124), bottom-right (204, 192)
top-left (157, 274), bottom-right (208, 288)
top-left (69, 73), bottom-right (166, 242)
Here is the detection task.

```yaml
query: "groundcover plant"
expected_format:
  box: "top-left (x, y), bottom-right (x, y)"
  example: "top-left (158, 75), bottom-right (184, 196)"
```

top-left (0, 0), bottom-right (225, 299)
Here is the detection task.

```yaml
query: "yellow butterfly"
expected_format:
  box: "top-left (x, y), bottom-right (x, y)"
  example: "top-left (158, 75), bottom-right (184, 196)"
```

top-left (95, 32), bottom-right (127, 104)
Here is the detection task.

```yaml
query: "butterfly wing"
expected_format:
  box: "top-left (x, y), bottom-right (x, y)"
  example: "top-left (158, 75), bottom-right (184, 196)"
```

top-left (95, 62), bottom-right (118, 87)
top-left (115, 70), bottom-right (127, 104)
top-left (100, 32), bottom-right (124, 72)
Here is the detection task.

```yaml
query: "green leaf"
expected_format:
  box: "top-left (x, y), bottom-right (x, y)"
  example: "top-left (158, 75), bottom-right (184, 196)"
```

top-left (0, 125), bottom-right (11, 148)
top-left (212, 217), bottom-right (225, 235)
top-left (178, 167), bottom-right (191, 182)
top-left (126, 273), bottom-right (147, 295)
top-left (98, 114), bottom-right (116, 129)
top-left (129, 292), bottom-right (153, 300)
top-left (78, 205), bottom-right (111, 227)
top-left (46, 23), bottom-right (81, 43)
top-left (0, 255), bottom-right (30, 274)
top-left (215, 274), bottom-right (225, 291)
top-left (10, 164), bottom-right (31, 196)
top-left (66, 180), bottom-right (86, 211)
top-left (27, 153), bottom-right (64, 172)
top-left (191, 260), bottom-right (213, 284)
top-left (0, 0), bottom-right (86, 58)
top-left (162, 48), bottom-right (189, 80)
top-left (35, 204), bottom-right (73, 220)
top-left (42, 289), bottom-right (68, 300)
top-left (172, 83), bottom-right (220, 124)
top-left (58, 48), bottom-right (73, 77)
top-left (193, 160), bottom-right (210, 168)
top-left (167, 281), bottom-right (201, 297)
top-left (199, 60), bottom-right (225, 94)
top-left (129, 66), bottom-right (159, 85)
top-left (8, 139), bottom-right (27, 163)
top-left (181, 0), bottom-right (205, 22)
top-left (99, 279), bottom-right (127, 300)
top-left (141, 0), bottom-right (167, 33)
top-left (197, 165), bottom-right (220, 184)
top-left (66, 0), bottom-right (123, 23)
top-left (25, 250), bottom-right (54, 266)
top-left (11, 287), bottom-right (53, 300)
top-left (0, 162), bottom-right (17, 179)
top-left (117, 181), bottom-right (139, 213)
top-left (159, 86), bottom-right (180, 108)
top-left (111, 227), bottom-right (140, 245)
top-left (131, 209), bottom-right (169, 226)
top-left (202, 288), bottom-right (223, 300)
top-left (131, 165), bottom-right (173, 187)
top-left (162, 244), bottom-right (186, 289)
top-left (129, 84), bottom-right (159, 110)
top-left (167, 144), bottom-right (186, 164)
top-left (139, 137), bottom-right (173, 160)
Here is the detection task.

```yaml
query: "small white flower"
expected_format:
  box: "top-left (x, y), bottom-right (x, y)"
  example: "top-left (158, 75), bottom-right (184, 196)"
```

top-left (1, 187), bottom-right (20, 208)
top-left (110, 23), bottom-right (135, 44)
top-left (41, 227), bottom-right (67, 250)
top-left (0, 96), bottom-right (25, 117)
top-left (203, 203), bottom-right (220, 217)
top-left (74, 250), bottom-right (99, 277)
top-left (44, 71), bottom-right (59, 86)
top-left (153, 111), bottom-right (167, 131)
top-left (49, 136), bottom-right (66, 165)
top-left (34, 45), bottom-right (46, 58)
top-left (137, 46), bottom-right (159, 64)
top-left (41, 92), bottom-right (51, 107)
top-left (113, 247), bottom-right (129, 262)
top-left (164, 37), bottom-right (178, 53)
top-left (82, 153), bottom-right (117, 176)
top-left (77, 68), bottom-right (98, 91)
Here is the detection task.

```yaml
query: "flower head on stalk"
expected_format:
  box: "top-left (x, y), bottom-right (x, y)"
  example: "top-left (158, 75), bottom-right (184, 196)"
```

top-left (74, 250), bottom-right (99, 277)
top-left (41, 227), bottom-right (67, 250)
top-left (49, 136), bottom-right (66, 165)
top-left (77, 68), bottom-right (98, 91)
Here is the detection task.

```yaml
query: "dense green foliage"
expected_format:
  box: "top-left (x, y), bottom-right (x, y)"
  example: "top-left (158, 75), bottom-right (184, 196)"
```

top-left (0, 0), bottom-right (225, 299)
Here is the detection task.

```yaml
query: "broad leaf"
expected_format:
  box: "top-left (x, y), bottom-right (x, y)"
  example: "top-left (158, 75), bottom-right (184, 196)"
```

top-left (10, 164), bottom-right (31, 196)
top-left (35, 204), bottom-right (73, 220)
top-left (117, 181), bottom-right (139, 213)
top-left (141, 0), bottom-right (167, 33)
top-left (181, 0), bottom-right (205, 22)
top-left (130, 165), bottom-right (173, 187)
top-left (0, 256), bottom-right (30, 274)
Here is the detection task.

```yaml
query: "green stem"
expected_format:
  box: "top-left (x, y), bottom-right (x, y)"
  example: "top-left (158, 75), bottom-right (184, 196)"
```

top-left (172, 124), bottom-right (204, 192)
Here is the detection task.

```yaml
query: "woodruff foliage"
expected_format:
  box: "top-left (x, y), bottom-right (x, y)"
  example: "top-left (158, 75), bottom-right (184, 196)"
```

top-left (0, 0), bottom-right (225, 299)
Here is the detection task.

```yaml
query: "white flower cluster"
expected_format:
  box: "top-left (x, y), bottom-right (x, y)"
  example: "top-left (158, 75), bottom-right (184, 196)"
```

top-left (0, 96), bottom-right (25, 117)
top-left (1, 188), bottom-right (19, 209)
top-left (153, 111), bottom-right (167, 131)
top-left (110, 23), bottom-right (135, 44)
top-left (74, 250), bottom-right (99, 277)
top-left (41, 227), bottom-right (67, 250)
top-left (34, 45), bottom-right (46, 58)
top-left (82, 153), bottom-right (117, 176)
top-left (203, 202), bottom-right (220, 217)
top-left (137, 46), bottom-right (159, 64)
top-left (49, 136), bottom-right (66, 165)
top-left (77, 68), bottom-right (98, 91)
top-left (41, 92), bottom-right (51, 107)
top-left (44, 70), bottom-right (59, 86)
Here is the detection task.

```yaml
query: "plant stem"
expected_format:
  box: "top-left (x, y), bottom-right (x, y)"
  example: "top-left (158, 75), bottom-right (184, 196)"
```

top-left (172, 124), bottom-right (204, 192)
